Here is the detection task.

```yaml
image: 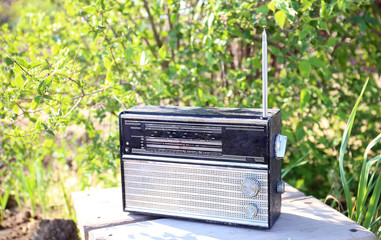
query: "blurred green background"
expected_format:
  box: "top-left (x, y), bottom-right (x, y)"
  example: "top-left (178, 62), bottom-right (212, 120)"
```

top-left (1, 0), bottom-right (381, 237)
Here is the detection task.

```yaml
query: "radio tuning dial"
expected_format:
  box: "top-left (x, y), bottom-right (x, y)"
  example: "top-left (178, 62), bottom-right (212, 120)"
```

top-left (277, 181), bottom-right (286, 194)
top-left (275, 134), bottom-right (287, 159)
top-left (245, 203), bottom-right (259, 218)
top-left (241, 178), bottom-right (260, 197)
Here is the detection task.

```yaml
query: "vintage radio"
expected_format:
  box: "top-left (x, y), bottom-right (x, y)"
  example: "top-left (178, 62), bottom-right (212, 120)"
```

top-left (119, 27), bottom-right (287, 229)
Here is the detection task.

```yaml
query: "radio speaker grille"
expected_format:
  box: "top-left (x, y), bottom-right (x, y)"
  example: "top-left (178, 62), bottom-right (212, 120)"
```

top-left (123, 159), bottom-right (269, 227)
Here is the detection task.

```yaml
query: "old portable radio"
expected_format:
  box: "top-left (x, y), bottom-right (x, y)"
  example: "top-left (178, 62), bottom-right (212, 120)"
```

top-left (119, 27), bottom-right (287, 229)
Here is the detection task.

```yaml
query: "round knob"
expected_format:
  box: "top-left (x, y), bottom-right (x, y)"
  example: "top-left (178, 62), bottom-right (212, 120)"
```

top-left (241, 178), bottom-right (260, 197)
top-left (245, 204), bottom-right (259, 218)
top-left (277, 181), bottom-right (285, 194)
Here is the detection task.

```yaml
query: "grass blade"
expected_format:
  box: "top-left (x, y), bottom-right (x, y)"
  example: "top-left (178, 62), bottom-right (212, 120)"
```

top-left (338, 78), bottom-right (368, 219)
top-left (357, 155), bottom-right (381, 223)
top-left (357, 133), bottom-right (381, 220)
top-left (363, 172), bottom-right (381, 228)
top-left (281, 150), bottom-right (310, 178)
top-left (60, 181), bottom-right (72, 218)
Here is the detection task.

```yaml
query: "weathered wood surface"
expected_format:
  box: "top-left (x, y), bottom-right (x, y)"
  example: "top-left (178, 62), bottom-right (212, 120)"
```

top-left (73, 184), bottom-right (376, 240)
top-left (72, 188), bottom-right (156, 240)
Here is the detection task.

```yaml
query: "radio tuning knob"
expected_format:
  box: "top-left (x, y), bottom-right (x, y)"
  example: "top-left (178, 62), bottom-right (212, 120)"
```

top-left (241, 178), bottom-right (260, 197)
top-left (245, 204), bottom-right (259, 218)
top-left (275, 134), bottom-right (287, 159)
top-left (277, 181), bottom-right (286, 194)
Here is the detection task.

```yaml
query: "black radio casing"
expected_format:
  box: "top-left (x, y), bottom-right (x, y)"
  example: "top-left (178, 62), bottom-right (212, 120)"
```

top-left (119, 105), bottom-right (284, 229)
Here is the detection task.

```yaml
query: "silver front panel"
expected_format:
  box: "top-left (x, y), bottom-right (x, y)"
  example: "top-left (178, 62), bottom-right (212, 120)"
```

top-left (123, 159), bottom-right (269, 227)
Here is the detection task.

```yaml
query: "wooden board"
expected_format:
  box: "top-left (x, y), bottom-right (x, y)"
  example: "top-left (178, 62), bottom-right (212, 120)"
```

top-left (73, 185), bottom-right (376, 240)
top-left (72, 188), bottom-right (156, 240)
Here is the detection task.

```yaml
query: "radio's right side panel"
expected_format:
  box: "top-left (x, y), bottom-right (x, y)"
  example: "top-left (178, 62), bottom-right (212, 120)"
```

top-left (268, 110), bottom-right (282, 228)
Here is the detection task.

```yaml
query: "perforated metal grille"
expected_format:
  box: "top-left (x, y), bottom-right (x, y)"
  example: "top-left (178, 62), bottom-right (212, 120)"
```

top-left (123, 159), bottom-right (269, 226)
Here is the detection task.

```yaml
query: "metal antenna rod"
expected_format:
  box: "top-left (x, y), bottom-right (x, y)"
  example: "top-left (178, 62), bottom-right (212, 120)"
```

top-left (262, 26), bottom-right (268, 118)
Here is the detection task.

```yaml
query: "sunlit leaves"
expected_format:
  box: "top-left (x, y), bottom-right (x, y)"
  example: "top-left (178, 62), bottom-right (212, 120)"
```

top-left (275, 10), bottom-right (286, 29)
top-left (32, 96), bottom-right (42, 110)
top-left (36, 82), bottom-right (46, 99)
top-left (14, 75), bottom-right (24, 89)
top-left (268, 2), bottom-right (275, 12)
top-left (12, 104), bottom-right (19, 114)
top-left (140, 51), bottom-right (148, 65)
top-left (207, 13), bottom-right (215, 30)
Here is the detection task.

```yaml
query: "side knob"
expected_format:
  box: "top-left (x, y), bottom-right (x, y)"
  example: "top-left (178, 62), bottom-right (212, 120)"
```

top-left (277, 181), bottom-right (286, 194)
top-left (241, 178), bottom-right (260, 197)
top-left (245, 204), bottom-right (259, 218)
top-left (275, 134), bottom-right (287, 159)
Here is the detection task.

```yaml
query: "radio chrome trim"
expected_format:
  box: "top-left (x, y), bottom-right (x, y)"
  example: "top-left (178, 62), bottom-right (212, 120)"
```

top-left (145, 137), bottom-right (222, 146)
top-left (146, 144), bottom-right (222, 152)
top-left (121, 113), bottom-right (267, 125)
top-left (131, 148), bottom-right (254, 161)
top-left (122, 154), bottom-right (268, 169)
top-left (125, 206), bottom-right (269, 228)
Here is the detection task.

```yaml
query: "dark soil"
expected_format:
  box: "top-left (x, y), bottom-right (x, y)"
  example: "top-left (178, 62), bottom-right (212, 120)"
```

top-left (0, 210), bottom-right (79, 240)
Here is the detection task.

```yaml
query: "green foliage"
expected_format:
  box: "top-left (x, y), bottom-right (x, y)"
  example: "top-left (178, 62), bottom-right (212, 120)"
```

top-left (339, 79), bottom-right (381, 232)
top-left (0, 0), bottom-right (380, 235)
top-left (0, 186), bottom-right (10, 224)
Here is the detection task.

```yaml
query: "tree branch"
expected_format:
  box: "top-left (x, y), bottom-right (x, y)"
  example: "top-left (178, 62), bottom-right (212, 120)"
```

top-left (142, 0), bottom-right (163, 48)
top-left (0, 48), bottom-right (32, 77)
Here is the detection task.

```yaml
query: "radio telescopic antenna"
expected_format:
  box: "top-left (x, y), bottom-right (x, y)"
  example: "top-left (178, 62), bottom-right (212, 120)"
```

top-left (262, 26), bottom-right (268, 118)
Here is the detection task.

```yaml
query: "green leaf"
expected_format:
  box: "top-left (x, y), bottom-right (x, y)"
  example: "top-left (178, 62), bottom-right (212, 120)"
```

top-left (13, 104), bottom-right (19, 114)
top-left (275, 10), bottom-right (286, 29)
top-left (16, 57), bottom-right (29, 69)
top-left (124, 47), bottom-right (134, 63)
top-left (203, 35), bottom-right (212, 48)
top-left (326, 37), bottom-right (337, 47)
top-left (300, 0), bottom-right (313, 11)
top-left (320, 0), bottom-right (328, 19)
top-left (170, 14), bottom-right (178, 25)
top-left (55, 71), bottom-right (69, 78)
top-left (296, 125), bottom-right (305, 141)
top-left (37, 80), bottom-right (46, 95)
top-left (206, 51), bottom-right (214, 65)
top-left (43, 95), bottom-right (54, 101)
top-left (104, 57), bottom-right (112, 70)
top-left (207, 13), bottom-right (214, 29)
top-left (309, 57), bottom-right (325, 69)
top-left (268, 1), bottom-right (276, 12)
top-left (140, 51), bottom-right (148, 65)
top-left (300, 26), bottom-right (312, 39)
top-left (32, 96), bottom-right (42, 110)
top-left (197, 88), bottom-right (203, 99)
top-left (46, 129), bottom-right (55, 136)
top-left (45, 75), bottom-right (53, 87)
top-left (15, 75), bottom-right (24, 89)
top-left (318, 21), bottom-right (329, 34)
top-left (5, 57), bottom-right (13, 66)
top-left (30, 61), bottom-right (43, 69)
top-left (299, 60), bottom-right (311, 77)
top-left (257, 5), bottom-right (269, 14)
top-left (300, 89), bottom-right (311, 106)
top-left (269, 46), bottom-right (281, 56)
top-left (158, 46), bottom-right (166, 60)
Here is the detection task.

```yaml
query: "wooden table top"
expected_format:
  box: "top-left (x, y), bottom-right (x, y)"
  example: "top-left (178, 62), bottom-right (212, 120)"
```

top-left (72, 184), bottom-right (376, 240)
